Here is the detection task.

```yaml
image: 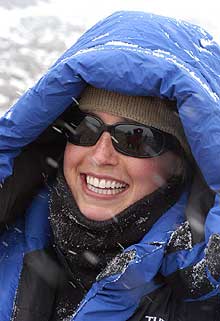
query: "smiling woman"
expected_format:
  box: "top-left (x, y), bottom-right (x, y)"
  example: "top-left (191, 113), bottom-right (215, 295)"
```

top-left (0, 10), bottom-right (219, 321)
top-left (62, 87), bottom-right (187, 221)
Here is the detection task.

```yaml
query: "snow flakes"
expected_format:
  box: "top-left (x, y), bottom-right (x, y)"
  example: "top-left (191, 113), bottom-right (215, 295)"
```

top-left (71, 96), bottom-right (79, 105)
top-left (91, 33), bottom-right (109, 42)
top-left (68, 280), bottom-right (76, 289)
top-left (165, 56), bottom-right (219, 102)
top-left (4, 109), bottom-right (13, 120)
top-left (167, 221), bottom-right (193, 252)
top-left (85, 231), bottom-right (96, 239)
top-left (180, 233), bottom-right (220, 297)
top-left (46, 157), bottom-right (59, 169)
top-left (14, 227), bottom-right (22, 234)
top-left (73, 42), bottom-right (219, 102)
top-left (52, 125), bottom-right (63, 134)
top-left (68, 250), bottom-right (77, 256)
top-left (97, 249), bottom-right (136, 281)
top-left (200, 38), bottom-right (216, 48)
top-left (104, 40), bottom-right (139, 48)
top-left (184, 258), bottom-right (215, 297)
top-left (135, 215), bottom-right (150, 225)
top-left (205, 233), bottom-right (220, 280)
top-left (183, 49), bottom-right (200, 62)
top-left (83, 250), bottom-right (99, 266)
top-left (73, 47), bottom-right (99, 57)
top-left (56, 305), bottom-right (71, 321)
top-left (117, 242), bottom-right (125, 251)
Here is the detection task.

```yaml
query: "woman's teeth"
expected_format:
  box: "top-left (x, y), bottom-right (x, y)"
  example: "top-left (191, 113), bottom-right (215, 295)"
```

top-left (87, 185), bottom-right (125, 195)
top-left (86, 175), bottom-right (127, 195)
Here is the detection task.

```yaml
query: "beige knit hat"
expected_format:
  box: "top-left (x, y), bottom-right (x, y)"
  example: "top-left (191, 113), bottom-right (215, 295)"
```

top-left (79, 85), bottom-right (192, 160)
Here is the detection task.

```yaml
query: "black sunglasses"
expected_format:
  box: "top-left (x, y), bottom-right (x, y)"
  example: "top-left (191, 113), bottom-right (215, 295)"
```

top-left (58, 109), bottom-right (180, 158)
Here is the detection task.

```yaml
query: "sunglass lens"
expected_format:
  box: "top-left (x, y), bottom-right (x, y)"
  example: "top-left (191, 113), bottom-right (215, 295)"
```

top-left (114, 124), bottom-right (164, 157)
top-left (66, 116), bottom-right (101, 146)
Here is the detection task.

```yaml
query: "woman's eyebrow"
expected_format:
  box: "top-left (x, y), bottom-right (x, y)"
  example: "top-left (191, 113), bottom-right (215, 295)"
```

top-left (86, 112), bottom-right (127, 123)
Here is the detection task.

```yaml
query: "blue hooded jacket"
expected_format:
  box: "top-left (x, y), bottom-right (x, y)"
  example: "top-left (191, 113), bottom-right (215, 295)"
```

top-left (0, 11), bottom-right (220, 321)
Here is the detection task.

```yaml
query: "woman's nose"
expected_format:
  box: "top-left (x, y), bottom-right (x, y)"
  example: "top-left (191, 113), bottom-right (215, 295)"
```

top-left (91, 132), bottom-right (119, 166)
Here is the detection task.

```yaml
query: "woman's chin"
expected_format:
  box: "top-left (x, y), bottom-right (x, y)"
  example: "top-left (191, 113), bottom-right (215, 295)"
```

top-left (79, 205), bottom-right (120, 221)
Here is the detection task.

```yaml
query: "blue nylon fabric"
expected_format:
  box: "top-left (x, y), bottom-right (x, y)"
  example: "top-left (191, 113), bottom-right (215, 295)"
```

top-left (160, 243), bottom-right (205, 276)
top-left (0, 10), bottom-right (220, 319)
top-left (0, 189), bottom-right (51, 320)
top-left (0, 219), bottom-right (25, 321)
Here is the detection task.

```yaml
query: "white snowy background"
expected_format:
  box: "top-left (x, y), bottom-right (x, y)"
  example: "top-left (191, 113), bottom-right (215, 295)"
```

top-left (1, 0), bottom-right (220, 114)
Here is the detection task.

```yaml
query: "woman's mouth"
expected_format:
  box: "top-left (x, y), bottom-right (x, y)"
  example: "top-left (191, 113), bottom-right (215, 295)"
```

top-left (81, 174), bottom-right (129, 197)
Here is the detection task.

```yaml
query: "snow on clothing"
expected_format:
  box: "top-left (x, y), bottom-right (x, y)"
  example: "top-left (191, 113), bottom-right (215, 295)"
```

top-left (48, 171), bottom-right (184, 320)
top-left (0, 10), bottom-right (220, 321)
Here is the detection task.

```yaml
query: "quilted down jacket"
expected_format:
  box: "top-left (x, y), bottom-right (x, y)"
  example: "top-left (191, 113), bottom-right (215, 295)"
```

top-left (0, 11), bottom-right (220, 321)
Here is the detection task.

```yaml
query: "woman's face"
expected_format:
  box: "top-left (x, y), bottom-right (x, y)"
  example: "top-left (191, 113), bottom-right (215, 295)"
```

top-left (63, 111), bottom-right (180, 221)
